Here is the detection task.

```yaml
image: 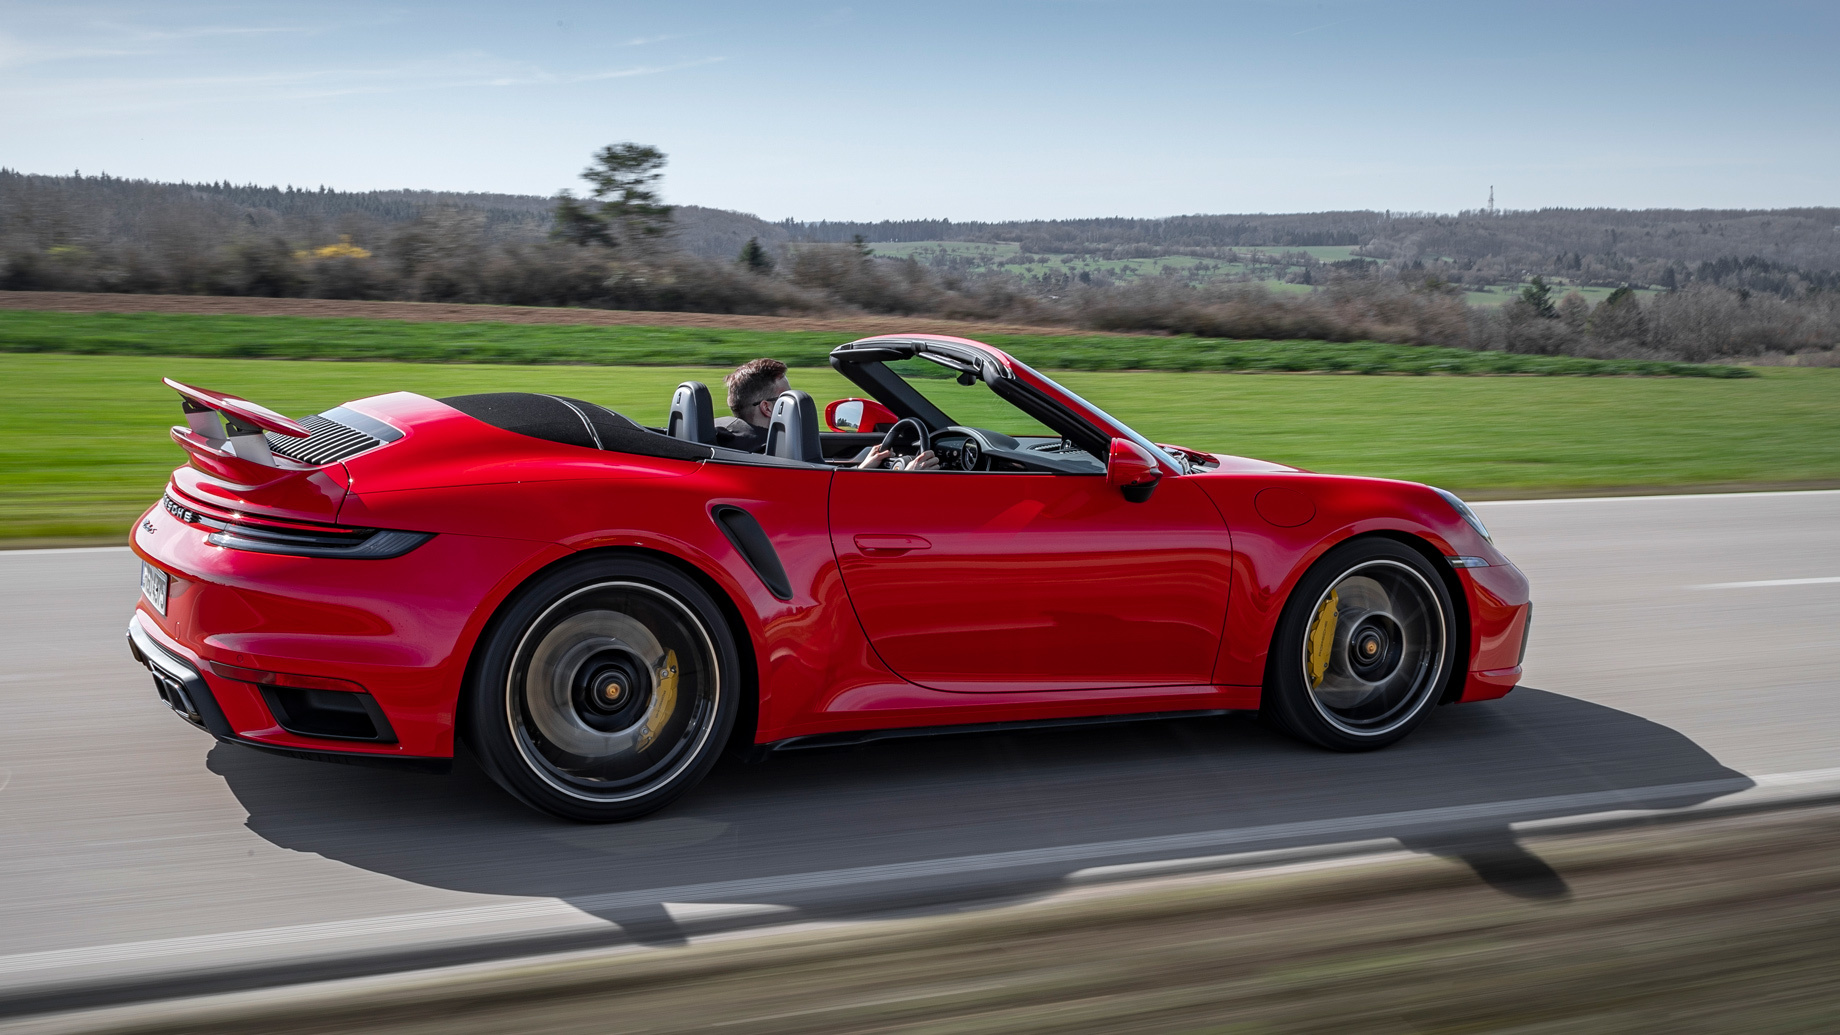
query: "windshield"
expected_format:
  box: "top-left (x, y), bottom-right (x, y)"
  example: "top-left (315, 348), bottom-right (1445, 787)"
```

top-left (1007, 362), bottom-right (1188, 472)
top-left (884, 356), bottom-right (1056, 438)
top-left (863, 346), bottom-right (1187, 473)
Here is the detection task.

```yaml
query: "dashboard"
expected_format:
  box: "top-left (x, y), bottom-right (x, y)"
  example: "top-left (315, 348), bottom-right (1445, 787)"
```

top-left (929, 427), bottom-right (1106, 474)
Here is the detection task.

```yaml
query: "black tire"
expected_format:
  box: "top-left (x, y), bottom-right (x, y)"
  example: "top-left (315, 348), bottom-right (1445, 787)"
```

top-left (465, 554), bottom-right (740, 822)
top-left (1263, 538), bottom-right (1458, 752)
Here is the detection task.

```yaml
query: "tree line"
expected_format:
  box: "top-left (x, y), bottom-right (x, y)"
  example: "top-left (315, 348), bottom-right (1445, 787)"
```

top-left (1, 154), bottom-right (1835, 365)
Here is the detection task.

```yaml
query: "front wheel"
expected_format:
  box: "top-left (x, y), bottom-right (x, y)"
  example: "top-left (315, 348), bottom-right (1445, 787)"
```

top-left (466, 555), bottom-right (739, 822)
top-left (1263, 539), bottom-right (1458, 751)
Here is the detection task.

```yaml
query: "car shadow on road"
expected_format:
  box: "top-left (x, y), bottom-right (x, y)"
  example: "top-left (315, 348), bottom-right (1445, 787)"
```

top-left (213, 687), bottom-right (1748, 948)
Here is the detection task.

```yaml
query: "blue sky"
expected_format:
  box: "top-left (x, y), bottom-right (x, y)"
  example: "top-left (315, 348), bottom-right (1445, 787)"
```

top-left (2, 1), bottom-right (1835, 220)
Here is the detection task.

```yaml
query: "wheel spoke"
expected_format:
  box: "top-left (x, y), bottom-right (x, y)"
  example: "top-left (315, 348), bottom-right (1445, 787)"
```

top-left (1300, 559), bottom-right (1446, 737)
top-left (507, 581), bottom-right (721, 802)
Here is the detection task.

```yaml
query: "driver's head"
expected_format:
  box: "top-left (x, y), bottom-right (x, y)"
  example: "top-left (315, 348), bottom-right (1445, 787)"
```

top-left (725, 358), bottom-right (790, 429)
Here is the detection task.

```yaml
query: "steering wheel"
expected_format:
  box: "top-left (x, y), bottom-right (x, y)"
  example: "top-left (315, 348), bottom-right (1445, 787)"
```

top-left (879, 417), bottom-right (929, 465)
top-left (957, 435), bottom-right (984, 472)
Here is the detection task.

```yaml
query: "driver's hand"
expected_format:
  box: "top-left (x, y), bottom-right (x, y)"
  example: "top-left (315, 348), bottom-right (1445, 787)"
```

top-left (856, 446), bottom-right (892, 470)
top-left (902, 450), bottom-right (939, 472)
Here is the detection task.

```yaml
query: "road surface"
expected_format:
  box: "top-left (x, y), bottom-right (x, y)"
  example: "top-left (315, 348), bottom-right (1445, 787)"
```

top-left (1, 490), bottom-right (1835, 1014)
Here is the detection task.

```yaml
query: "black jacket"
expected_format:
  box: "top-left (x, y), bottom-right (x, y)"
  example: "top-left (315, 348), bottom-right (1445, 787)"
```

top-left (714, 416), bottom-right (768, 453)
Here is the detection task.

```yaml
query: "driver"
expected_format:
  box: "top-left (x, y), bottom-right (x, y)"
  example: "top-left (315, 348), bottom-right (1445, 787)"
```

top-left (719, 357), bottom-right (937, 470)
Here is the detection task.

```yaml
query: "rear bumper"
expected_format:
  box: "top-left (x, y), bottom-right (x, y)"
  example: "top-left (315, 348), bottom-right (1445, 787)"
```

top-left (131, 492), bottom-right (565, 760)
top-left (127, 613), bottom-right (233, 739)
top-left (127, 612), bottom-right (450, 772)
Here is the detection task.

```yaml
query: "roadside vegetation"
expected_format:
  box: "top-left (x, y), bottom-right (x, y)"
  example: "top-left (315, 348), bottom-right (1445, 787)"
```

top-left (0, 309), bottom-right (1752, 377)
top-left (4, 160), bottom-right (1836, 366)
top-left (5, 353), bottom-right (1833, 542)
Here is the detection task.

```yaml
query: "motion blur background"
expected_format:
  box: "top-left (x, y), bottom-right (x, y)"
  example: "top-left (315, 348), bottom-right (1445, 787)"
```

top-left (3, 2), bottom-right (1839, 1032)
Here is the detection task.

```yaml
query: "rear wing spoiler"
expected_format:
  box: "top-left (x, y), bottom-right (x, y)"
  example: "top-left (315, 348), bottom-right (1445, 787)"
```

top-left (164, 378), bottom-right (311, 480)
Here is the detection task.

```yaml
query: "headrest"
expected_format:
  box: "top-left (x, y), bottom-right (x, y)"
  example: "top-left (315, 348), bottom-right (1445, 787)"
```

top-left (764, 390), bottom-right (823, 464)
top-left (667, 381), bottom-right (716, 444)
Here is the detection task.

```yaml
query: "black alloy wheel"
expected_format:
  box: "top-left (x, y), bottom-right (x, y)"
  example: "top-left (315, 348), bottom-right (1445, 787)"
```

top-left (466, 555), bottom-right (740, 822)
top-left (1262, 538), bottom-right (1458, 751)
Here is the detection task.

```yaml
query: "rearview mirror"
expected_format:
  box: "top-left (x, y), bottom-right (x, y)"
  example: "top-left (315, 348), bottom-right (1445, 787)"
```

top-left (825, 397), bottom-right (898, 433)
top-left (1106, 438), bottom-right (1163, 503)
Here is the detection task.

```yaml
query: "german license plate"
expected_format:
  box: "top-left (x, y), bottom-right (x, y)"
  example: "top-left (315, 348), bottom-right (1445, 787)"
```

top-left (140, 561), bottom-right (169, 616)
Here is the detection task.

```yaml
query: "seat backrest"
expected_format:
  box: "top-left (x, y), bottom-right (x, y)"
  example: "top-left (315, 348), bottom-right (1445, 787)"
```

top-left (765, 390), bottom-right (823, 464)
top-left (667, 381), bottom-right (715, 444)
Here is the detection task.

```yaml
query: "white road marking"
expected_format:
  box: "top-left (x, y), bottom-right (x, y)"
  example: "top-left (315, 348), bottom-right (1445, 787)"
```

top-left (5, 766), bottom-right (1839, 985)
top-left (1472, 488), bottom-right (1840, 506)
top-left (1694, 577), bottom-right (1840, 589)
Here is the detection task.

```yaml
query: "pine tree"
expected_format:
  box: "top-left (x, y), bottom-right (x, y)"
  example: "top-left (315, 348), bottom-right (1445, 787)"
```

top-left (551, 142), bottom-right (674, 249)
top-left (737, 236), bottom-right (773, 273)
top-left (1519, 275), bottom-right (1557, 318)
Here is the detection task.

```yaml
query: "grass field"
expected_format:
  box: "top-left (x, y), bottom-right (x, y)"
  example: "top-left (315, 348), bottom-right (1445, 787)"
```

top-left (1463, 281), bottom-right (1664, 309)
top-left (6, 353), bottom-right (1834, 541)
top-left (0, 309), bottom-right (1746, 378)
top-left (869, 241), bottom-right (1666, 309)
top-left (872, 240), bottom-right (1360, 292)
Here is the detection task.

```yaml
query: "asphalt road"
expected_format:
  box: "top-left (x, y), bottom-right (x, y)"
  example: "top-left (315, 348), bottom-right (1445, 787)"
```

top-left (1, 490), bottom-right (1836, 1012)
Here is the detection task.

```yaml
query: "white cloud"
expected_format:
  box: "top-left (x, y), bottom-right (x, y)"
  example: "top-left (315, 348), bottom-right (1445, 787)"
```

top-left (0, 49), bottom-right (728, 115)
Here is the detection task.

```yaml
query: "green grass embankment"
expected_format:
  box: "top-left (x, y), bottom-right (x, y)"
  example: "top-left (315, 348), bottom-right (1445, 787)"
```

top-left (0, 309), bottom-right (1751, 377)
top-left (6, 354), bottom-right (1834, 542)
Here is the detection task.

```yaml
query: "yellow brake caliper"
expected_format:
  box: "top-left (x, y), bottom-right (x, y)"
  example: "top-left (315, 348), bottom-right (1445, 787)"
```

top-left (1305, 590), bottom-right (1339, 689)
top-left (635, 649), bottom-right (679, 751)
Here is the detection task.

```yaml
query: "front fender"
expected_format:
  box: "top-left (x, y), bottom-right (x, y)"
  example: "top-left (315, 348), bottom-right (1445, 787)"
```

top-left (1194, 471), bottom-right (1520, 695)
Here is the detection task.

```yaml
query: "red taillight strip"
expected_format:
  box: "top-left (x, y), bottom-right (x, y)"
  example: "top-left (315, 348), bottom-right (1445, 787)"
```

top-left (163, 489), bottom-right (432, 559)
top-left (166, 490), bottom-right (349, 535)
top-left (209, 661), bottom-right (367, 694)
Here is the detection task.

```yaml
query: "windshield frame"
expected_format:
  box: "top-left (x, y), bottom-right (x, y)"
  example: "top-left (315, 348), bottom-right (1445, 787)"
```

top-left (828, 336), bottom-right (1189, 475)
top-left (1005, 360), bottom-right (1189, 474)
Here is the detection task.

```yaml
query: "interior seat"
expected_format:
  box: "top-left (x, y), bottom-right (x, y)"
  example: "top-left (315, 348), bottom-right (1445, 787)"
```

top-left (666, 381), bottom-right (716, 444)
top-left (765, 390), bottom-right (823, 464)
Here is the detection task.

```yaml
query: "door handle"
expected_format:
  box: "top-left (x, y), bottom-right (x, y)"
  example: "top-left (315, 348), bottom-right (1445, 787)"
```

top-left (854, 534), bottom-right (932, 555)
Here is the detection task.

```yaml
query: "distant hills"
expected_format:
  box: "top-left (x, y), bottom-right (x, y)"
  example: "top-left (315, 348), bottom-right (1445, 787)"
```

top-left (3, 169), bottom-right (1836, 292)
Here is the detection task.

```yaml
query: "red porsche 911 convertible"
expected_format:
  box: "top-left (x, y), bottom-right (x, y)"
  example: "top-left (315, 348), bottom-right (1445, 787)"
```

top-left (128, 334), bottom-right (1531, 821)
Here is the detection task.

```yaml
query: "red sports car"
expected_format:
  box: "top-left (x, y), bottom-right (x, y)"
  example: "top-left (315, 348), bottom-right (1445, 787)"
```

top-left (128, 334), bottom-right (1531, 821)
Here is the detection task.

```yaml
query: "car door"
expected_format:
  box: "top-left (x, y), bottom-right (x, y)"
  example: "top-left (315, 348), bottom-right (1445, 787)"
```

top-left (828, 467), bottom-right (1233, 693)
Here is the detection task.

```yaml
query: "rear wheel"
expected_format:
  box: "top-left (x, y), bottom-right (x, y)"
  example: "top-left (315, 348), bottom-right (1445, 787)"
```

top-left (1263, 539), bottom-right (1457, 751)
top-left (466, 555), bottom-right (739, 822)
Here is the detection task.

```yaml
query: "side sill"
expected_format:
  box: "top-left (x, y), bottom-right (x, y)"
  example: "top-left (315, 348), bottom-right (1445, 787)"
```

top-left (762, 708), bottom-right (1238, 754)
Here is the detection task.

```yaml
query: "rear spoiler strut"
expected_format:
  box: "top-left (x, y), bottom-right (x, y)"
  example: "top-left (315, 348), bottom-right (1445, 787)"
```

top-left (164, 378), bottom-right (311, 482)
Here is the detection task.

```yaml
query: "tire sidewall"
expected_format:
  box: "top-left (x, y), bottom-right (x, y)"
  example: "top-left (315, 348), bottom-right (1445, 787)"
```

top-left (465, 553), bottom-right (740, 822)
top-left (1265, 538), bottom-right (1458, 752)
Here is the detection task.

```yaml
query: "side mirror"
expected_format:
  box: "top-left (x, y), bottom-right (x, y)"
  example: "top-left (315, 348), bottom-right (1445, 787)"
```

top-left (825, 397), bottom-right (898, 433)
top-left (1107, 438), bottom-right (1163, 502)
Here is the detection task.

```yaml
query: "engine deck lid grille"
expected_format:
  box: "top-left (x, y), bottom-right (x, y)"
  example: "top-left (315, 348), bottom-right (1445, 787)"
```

top-left (265, 406), bottom-right (403, 465)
